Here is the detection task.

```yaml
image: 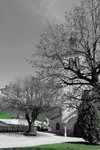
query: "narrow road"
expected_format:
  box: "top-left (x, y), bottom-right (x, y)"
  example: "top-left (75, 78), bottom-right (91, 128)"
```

top-left (0, 132), bottom-right (84, 148)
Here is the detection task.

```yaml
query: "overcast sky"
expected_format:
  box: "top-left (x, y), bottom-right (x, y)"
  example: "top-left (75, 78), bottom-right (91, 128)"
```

top-left (0, 0), bottom-right (79, 88)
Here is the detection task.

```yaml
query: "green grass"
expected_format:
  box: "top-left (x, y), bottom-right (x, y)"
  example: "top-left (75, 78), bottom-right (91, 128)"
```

top-left (0, 113), bottom-right (12, 119)
top-left (40, 142), bottom-right (100, 150)
top-left (0, 113), bottom-right (24, 120)
top-left (0, 142), bottom-right (100, 150)
top-left (16, 114), bottom-right (46, 121)
top-left (37, 115), bottom-right (46, 122)
top-left (0, 113), bottom-right (46, 122)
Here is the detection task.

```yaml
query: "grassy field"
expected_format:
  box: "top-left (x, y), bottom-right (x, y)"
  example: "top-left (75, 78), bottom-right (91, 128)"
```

top-left (40, 142), bottom-right (100, 150)
top-left (0, 113), bottom-right (45, 122)
top-left (0, 142), bottom-right (100, 150)
top-left (0, 113), bottom-right (12, 119)
top-left (37, 114), bottom-right (45, 122)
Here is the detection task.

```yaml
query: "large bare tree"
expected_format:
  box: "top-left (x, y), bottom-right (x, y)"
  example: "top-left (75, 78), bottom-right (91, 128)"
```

top-left (31, 0), bottom-right (100, 105)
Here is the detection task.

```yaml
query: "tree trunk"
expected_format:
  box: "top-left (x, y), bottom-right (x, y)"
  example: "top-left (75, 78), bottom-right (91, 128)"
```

top-left (27, 121), bottom-right (36, 135)
top-left (27, 120), bottom-right (32, 133)
top-left (24, 111), bottom-right (37, 136)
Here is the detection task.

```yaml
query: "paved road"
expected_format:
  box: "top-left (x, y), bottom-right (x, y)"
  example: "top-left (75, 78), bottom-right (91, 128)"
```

top-left (0, 132), bottom-right (85, 148)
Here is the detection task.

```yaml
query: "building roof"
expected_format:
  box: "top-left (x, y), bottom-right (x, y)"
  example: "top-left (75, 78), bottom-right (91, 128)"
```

top-left (46, 107), bottom-right (77, 123)
top-left (62, 108), bottom-right (77, 124)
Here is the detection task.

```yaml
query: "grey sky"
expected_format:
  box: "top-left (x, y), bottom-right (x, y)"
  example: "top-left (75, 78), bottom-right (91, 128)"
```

top-left (0, 0), bottom-right (79, 88)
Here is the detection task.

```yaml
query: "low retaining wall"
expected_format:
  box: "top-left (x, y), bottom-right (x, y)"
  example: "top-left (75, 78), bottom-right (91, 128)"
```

top-left (0, 124), bottom-right (28, 133)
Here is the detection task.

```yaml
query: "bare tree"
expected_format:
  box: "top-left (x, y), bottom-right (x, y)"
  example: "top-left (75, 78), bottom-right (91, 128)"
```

top-left (31, 0), bottom-right (100, 104)
top-left (3, 76), bottom-right (62, 134)
top-left (3, 76), bottom-right (44, 134)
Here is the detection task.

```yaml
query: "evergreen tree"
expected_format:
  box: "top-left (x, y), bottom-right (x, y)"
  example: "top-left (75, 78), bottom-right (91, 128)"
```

top-left (77, 92), bottom-right (100, 144)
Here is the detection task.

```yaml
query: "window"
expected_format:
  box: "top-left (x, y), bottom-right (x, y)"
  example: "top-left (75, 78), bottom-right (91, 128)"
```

top-left (56, 122), bottom-right (60, 130)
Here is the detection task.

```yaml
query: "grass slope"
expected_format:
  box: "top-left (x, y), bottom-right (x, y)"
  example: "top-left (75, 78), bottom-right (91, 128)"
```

top-left (0, 142), bottom-right (100, 150)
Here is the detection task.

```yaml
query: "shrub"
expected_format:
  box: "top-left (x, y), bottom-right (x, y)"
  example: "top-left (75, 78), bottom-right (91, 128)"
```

top-left (77, 100), bottom-right (100, 144)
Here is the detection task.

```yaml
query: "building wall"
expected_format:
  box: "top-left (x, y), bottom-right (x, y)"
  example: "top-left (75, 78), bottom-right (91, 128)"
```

top-left (47, 107), bottom-right (78, 136)
top-left (49, 116), bottom-right (63, 133)
top-left (63, 116), bottom-right (77, 136)
top-left (49, 115), bottom-right (77, 136)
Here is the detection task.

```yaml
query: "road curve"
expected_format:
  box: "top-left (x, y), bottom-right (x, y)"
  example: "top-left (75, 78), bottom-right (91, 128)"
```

top-left (0, 132), bottom-right (85, 148)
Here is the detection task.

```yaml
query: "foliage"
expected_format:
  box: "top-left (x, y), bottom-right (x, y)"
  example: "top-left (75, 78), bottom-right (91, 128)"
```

top-left (76, 91), bottom-right (100, 144)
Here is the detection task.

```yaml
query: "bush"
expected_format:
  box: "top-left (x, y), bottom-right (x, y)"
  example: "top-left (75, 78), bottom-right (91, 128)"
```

top-left (77, 100), bottom-right (100, 144)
